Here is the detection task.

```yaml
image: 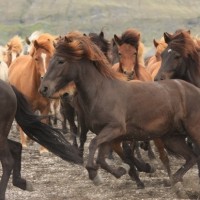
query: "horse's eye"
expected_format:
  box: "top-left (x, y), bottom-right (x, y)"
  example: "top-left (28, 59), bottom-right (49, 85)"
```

top-left (174, 55), bottom-right (181, 59)
top-left (118, 52), bottom-right (122, 58)
top-left (58, 60), bottom-right (64, 64)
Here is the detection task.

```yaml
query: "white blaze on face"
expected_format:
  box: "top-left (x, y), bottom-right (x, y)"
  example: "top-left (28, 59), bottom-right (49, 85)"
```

top-left (168, 49), bottom-right (172, 53)
top-left (41, 53), bottom-right (47, 73)
top-left (11, 52), bottom-right (17, 62)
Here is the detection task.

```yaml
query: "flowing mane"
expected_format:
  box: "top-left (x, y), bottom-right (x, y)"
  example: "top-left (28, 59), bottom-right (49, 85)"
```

top-left (55, 32), bottom-right (126, 80)
top-left (6, 35), bottom-right (23, 55)
top-left (35, 33), bottom-right (57, 55)
top-left (120, 28), bottom-right (140, 49)
top-left (168, 31), bottom-right (200, 73)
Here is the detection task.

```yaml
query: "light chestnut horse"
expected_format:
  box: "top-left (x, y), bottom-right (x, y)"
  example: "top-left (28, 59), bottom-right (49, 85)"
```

top-left (145, 37), bottom-right (167, 79)
top-left (3, 35), bottom-right (24, 67)
top-left (8, 33), bottom-right (57, 153)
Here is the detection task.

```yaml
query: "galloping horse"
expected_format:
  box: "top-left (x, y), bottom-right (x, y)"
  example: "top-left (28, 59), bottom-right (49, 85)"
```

top-left (8, 33), bottom-right (56, 153)
top-left (40, 34), bottom-right (200, 194)
top-left (0, 80), bottom-right (82, 200)
top-left (112, 28), bottom-right (151, 81)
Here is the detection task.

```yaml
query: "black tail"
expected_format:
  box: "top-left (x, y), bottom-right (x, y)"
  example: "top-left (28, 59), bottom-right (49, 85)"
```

top-left (12, 85), bottom-right (83, 165)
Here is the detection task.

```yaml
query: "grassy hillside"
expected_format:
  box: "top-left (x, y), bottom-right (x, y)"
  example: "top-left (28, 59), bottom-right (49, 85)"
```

top-left (0, 0), bottom-right (200, 47)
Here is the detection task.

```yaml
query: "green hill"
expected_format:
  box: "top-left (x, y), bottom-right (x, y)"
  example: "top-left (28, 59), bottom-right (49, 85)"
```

top-left (0, 0), bottom-right (200, 47)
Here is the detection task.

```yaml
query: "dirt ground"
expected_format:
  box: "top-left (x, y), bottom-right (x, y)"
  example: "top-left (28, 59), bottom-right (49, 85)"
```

top-left (4, 121), bottom-right (200, 200)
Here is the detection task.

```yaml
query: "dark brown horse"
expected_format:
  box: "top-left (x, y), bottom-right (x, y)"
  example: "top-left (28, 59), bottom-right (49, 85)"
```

top-left (40, 34), bottom-right (200, 194)
top-left (0, 80), bottom-right (82, 200)
top-left (155, 30), bottom-right (200, 180)
top-left (155, 31), bottom-right (200, 84)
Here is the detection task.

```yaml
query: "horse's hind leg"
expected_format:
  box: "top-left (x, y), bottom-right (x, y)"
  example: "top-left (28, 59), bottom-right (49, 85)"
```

top-left (0, 140), bottom-right (14, 200)
top-left (162, 135), bottom-right (197, 184)
top-left (8, 139), bottom-right (33, 191)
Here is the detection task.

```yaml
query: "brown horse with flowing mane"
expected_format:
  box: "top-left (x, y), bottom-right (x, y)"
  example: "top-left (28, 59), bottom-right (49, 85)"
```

top-left (40, 33), bottom-right (200, 195)
top-left (8, 33), bottom-right (56, 153)
top-left (155, 30), bottom-right (200, 84)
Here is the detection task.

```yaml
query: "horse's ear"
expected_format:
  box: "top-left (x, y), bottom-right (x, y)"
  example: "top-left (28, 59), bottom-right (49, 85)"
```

top-left (164, 32), bottom-right (172, 44)
top-left (25, 37), bottom-right (31, 45)
top-left (114, 34), bottom-right (121, 45)
top-left (137, 33), bottom-right (141, 40)
top-left (153, 39), bottom-right (159, 47)
top-left (65, 36), bottom-right (72, 43)
top-left (6, 44), bottom-right (11, 50)
top-left (33, 40), bottom-right (39, 49)
top-left (187, 30), bottom-right (191, 34)
top-left (99, 31), bottom-right (104, 39)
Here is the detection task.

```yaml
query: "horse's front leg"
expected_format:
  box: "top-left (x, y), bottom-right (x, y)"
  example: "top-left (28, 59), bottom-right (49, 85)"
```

top-left (96, 143), bottom-right (127, 178)
top-left (86, 126), bottom-right (124, 184)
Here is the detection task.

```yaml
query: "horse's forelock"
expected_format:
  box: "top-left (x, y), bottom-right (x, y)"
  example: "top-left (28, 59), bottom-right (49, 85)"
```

top-left (121, 29), bottom-right (140, 48)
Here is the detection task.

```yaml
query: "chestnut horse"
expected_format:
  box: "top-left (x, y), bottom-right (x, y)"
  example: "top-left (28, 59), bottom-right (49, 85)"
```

top-left (146, 37), bottom-right (167, 79)
top-left (0, 80), bottom-right (82, 200)
top-left (3, 35), bottom-right (24, 67)
top-left (8, 33), bottom-right (56, 153)
top-left (40, 34), bottom-right (200, 195)
top-left (112, 28), bottom-right (151, 81)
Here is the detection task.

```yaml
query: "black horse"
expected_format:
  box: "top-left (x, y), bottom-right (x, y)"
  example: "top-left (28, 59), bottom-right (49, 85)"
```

top-left (0, 80), bottom-right (82, 200)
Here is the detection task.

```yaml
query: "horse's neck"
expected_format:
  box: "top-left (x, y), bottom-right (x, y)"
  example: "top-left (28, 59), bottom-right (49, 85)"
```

top-left (183, 57), bottom-right (200, 87)
top-left (75, 60), bottom-right (108, 110)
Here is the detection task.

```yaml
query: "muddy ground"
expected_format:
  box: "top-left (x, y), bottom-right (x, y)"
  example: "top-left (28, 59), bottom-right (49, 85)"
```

top-left (4, 121), bottom-right (200, 200)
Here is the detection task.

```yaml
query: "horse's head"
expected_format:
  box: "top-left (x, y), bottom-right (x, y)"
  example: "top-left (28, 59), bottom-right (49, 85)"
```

top-left (155, 31), bottom-right (199, 81)
top-left (30, 33), bottom-right (56, 79)
top-left (153, 37), bottom-right (167, 62)
top-left (114, 35), bottom-right (137, 80)
top-left (39, 35), bottom-right (80, 98)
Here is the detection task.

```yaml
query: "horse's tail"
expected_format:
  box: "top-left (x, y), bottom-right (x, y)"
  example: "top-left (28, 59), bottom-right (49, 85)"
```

top-left (11, 85), bottom-right (83, 165)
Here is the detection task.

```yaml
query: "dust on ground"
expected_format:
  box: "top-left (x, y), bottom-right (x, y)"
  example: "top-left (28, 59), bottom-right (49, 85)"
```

top-left (4, 121), bottom-right (200, 200)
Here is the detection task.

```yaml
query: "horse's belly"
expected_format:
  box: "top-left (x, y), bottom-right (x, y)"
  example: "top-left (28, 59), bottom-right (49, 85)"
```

top-left (126, 118), bottom-right (171, 140)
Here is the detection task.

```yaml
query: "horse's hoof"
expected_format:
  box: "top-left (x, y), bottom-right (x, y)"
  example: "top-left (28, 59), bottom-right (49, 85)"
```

top-left (172, 182), bottom-right (188, 199)
top-left (116, 167), bottom-right (127, 178)
top-left (121, 163), bottom-right (130, 173)
top-left (149, 165), bottom-right (156, 173)
top-left (26, 181), bottom-right (34, 191)
top-left (92, 173), bottom-right (103, 186)
top-left (137, 182), bottom-right (145, 189)
top-left (39, 148), bottom-right (49, 155)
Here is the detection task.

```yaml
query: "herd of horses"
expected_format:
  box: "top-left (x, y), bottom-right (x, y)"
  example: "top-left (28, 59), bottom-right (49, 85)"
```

top-left (0, 28), bottom-right (200, 199)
